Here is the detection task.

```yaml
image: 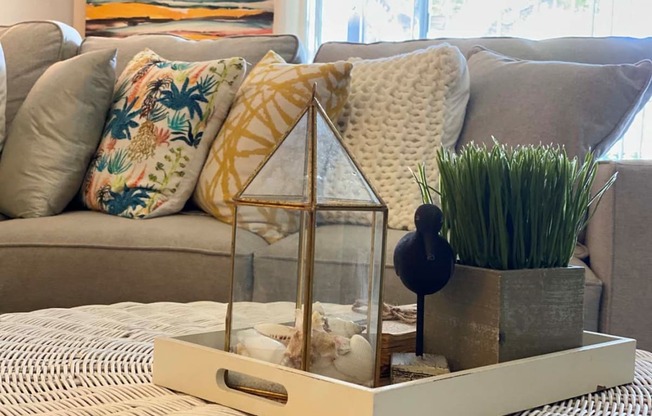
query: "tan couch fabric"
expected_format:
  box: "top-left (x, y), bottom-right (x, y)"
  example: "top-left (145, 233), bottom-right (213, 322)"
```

top-left (587, 161), bottom-right (652, 349)
top-left (314, 37), bottom-right (652, 65)
top-left (81, 34), bottom-right (304, 76)
top-left (0, 49), bottom-right (117, 218)
top-left (458, 47), bottom-right (652, 159)
top-left (0, 21), bottom-right (81, 133)
top-left (0, 211), bottom-right (267, 312)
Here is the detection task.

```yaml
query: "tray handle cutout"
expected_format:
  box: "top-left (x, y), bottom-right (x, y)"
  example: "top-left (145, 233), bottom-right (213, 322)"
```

top-left (220, 369), bottom-right (289, 404)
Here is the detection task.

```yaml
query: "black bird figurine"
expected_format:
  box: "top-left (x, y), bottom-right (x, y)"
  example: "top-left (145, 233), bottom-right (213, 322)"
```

top-left (393, 203), bottom-right (455, 356)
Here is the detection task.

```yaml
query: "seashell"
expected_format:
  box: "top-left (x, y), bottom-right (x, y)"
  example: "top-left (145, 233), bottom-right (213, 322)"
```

top-left (253, 323), bottom-right (295, 345)
top-left (313, 363), bottom-right (366, 385)
top-left (332, 334), bottom-right (374, 385)
top-left (325, 317), bottom-right (365, 338)
top-left (235, 328), bottom-right (259, 343)
top-left (313, 361), bottom-right (372, 386)
top-left (313, 361), bottom-right (348, 380)
top-left (284, 329), bottom-right (351, 369)
top-left (241, 334), bottom-right (286, 364)
top-left (294, 308), bottom-right (326, 333)
top-left (312, 302), bottom-right (325, 315)
top-left (334, 334), bottom-right (351, 355)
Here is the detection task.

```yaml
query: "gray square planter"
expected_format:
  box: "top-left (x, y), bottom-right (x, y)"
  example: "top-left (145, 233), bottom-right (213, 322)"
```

top-left (424, 265), bottom-right (584, 371)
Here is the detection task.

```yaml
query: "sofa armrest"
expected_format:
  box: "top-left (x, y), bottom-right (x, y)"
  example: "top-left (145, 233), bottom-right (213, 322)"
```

top-left (586, 160), bottom-right (652, 350)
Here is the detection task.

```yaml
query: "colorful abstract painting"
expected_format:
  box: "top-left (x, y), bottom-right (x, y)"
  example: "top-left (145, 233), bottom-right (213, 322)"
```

top-left (86, 0), bottom-right (274, 40)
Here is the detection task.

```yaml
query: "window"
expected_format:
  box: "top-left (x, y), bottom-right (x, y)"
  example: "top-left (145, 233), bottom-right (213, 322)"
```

top-left (312, 0), bottom-right (652, 159)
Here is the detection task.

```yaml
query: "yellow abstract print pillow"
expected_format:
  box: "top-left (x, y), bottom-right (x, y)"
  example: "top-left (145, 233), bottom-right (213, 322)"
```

top-left (82, 49), bottom-right (245, 218)
top-left (194, 50), bottom-right (352, 242)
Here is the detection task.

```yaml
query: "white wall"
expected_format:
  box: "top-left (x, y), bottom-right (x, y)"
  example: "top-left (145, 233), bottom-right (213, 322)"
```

top-left (0, 0), bottom-right (75, 26)
top-left (274, 0), bottom-right (310, 45)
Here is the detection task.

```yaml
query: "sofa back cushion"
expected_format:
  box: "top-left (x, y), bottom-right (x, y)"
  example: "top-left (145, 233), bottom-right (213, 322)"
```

top-left (81, 34), bottom-right (306, 75)
top-left (315, 37), bottom-right (652, 160)
top-left (457, 47), bottom-right (652, 159)
top-left (0, 21), bottom-right (81, 134)
top-left (314, 37), bottom-right (652, 65)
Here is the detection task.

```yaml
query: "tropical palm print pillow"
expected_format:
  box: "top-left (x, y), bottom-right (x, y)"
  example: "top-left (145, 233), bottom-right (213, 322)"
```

top-left (83, 49), bottom-right (245, 218)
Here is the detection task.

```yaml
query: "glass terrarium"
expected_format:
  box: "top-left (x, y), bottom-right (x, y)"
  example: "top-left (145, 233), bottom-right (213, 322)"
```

top-left (226, 92), bottom-right (388, 392)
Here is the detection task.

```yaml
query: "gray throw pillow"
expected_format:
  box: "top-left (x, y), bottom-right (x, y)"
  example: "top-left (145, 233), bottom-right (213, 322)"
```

top-left (0, 49), bottom-right (117, 218)
top-left (457, 47), bottom-right (652, 159)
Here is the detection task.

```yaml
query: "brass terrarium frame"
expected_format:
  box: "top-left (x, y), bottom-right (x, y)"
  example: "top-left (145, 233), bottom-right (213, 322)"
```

top-left (225, 89), bottom-right (389, 386)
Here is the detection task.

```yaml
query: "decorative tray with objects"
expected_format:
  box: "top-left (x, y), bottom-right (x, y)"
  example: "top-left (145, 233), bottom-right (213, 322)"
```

top-left (153, 326), bottom-right (636, 416)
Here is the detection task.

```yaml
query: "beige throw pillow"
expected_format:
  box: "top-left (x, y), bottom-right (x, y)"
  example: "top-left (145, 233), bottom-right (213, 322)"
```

top-left (336, 44), bottom-right (470, 230)
top-left (457, 47), bottom-right (652, 159)
top-left (0, 49), bottom-right (117, 218)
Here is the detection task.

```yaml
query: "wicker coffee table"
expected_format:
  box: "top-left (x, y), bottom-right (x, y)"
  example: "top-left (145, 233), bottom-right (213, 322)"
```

top-left (0, 302), bottom-right (650, 415)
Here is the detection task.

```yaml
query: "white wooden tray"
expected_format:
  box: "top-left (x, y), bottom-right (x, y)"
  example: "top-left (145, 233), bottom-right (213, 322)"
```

top-left (153, 331), bottom-right (636, 416)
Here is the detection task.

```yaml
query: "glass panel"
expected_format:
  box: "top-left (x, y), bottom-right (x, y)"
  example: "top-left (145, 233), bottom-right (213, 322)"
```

top-left (228, 209), bottom-right (384, 388)
top-left (227, 206), bottom-right (300, 395)
top-left (305, 217), bottom-right (381, 387)
top-left (366, 212), bottom-right (386, 373)
top-left (316, 111), bottom-right (380, 205)
top-left (239, 111), bottom-right (309, 204)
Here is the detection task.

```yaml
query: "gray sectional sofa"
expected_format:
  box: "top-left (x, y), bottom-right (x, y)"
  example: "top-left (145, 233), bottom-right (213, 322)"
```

top-left (0, 21), bottom-right (650, 351)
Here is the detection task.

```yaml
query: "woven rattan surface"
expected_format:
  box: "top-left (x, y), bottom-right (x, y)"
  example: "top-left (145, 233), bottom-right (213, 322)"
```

top-left (0, 302), bottom-right (650, 415)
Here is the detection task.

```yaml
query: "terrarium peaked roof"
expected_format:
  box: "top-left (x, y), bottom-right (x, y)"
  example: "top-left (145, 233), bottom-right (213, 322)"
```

top-left (234, 93), bottom-right (385, 209)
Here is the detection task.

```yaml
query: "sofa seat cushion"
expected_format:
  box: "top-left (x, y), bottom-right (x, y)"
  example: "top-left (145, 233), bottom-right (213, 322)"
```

top-left (0, 211), bottom-right (267, 312)
top-left (252, 225), bottom-right (602, 331)
top-left (0, 21), bottom-right (81, 134)
top-left (81, 34), bottom-right (305, 76)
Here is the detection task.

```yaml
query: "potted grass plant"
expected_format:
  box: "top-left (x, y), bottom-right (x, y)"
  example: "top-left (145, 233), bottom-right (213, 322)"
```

top-left (413, 142), bottom-right (617, 371)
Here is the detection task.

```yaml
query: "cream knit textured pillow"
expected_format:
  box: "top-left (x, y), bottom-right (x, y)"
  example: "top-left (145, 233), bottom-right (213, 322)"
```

top-left (337, 44), bottom-right (469, 230)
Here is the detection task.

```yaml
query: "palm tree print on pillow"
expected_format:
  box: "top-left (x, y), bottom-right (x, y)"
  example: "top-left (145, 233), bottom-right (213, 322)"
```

top-left (82, 49), bottom-right (245, 219)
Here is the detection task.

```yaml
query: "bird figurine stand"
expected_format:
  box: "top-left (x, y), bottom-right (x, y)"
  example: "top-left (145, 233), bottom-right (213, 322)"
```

top-left (390, 203), bottom-right (455, 383)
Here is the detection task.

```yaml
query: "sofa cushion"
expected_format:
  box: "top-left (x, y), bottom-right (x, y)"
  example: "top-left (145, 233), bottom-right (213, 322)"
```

top-left (314, 37), bottom-right (652, 65)
top-left (457, 47), bottom-right (652, 158)
top-left (0, 211), bottom-right (267, 312)
top-left (82, 49), bottom-right (245, 219)
top-left (252, 225), bottom-right (602, 331)
top-left (81, 34), bottom-right (305, 76)
top-left (0, 21), bottom-right (81, 134)
top-left (194, 51), bottom-right (353, 243)
top-left (0, 49), bottom-right (117, 218)
top-left (334, 45), bottom-right (469, 230)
